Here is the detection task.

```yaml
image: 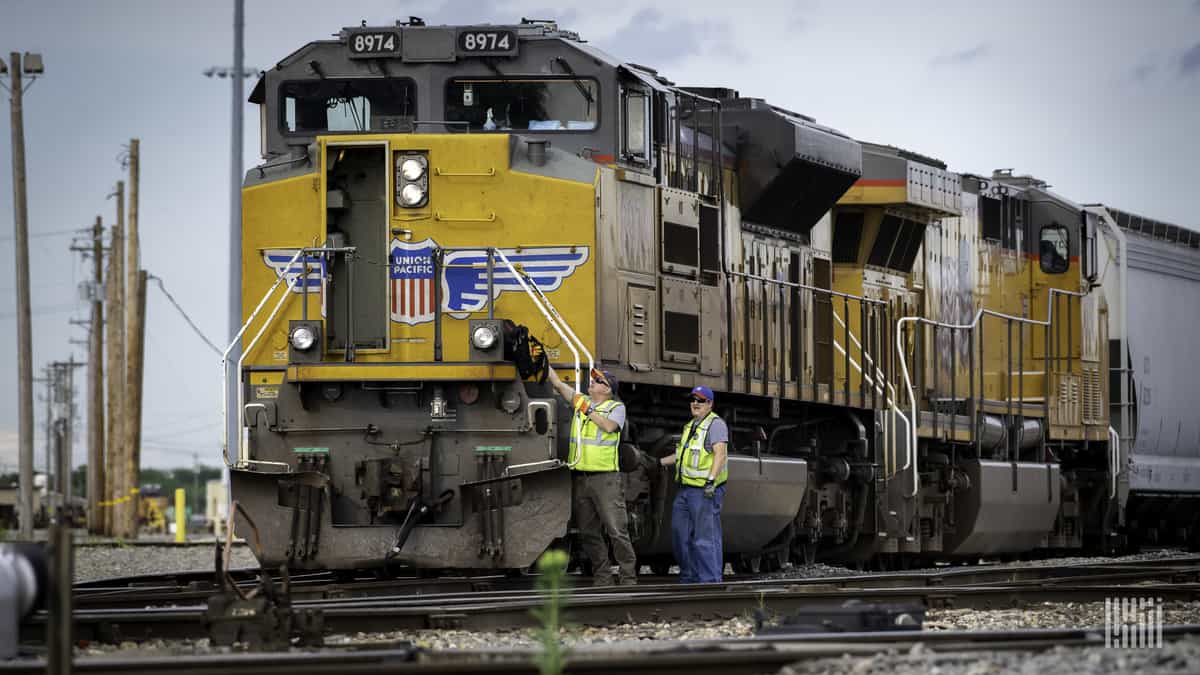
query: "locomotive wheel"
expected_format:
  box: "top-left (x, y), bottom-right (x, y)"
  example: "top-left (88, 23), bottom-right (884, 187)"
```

top-left (760, 552), bottom-right (784, 573)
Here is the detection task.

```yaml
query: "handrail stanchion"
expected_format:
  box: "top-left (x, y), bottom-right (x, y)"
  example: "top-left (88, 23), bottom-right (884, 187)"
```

top-left (931, 323), bottom-right (938, 440)
top-left (743, 275), bottom-right (751, 392)
top-left (486, 248), bottom-right (495, 320)
top-left (968, 326), bottom-right (975, 446)
top-left (950, 326), bottom-right (957, 438)
top-left (433, 248), bottom-right (443, 362)
top-left (1007, 319), bottom-right (1014, 461)
top-left (762, 271), bottom-right (770, 395)
top-left (843, 296), bottom-right (851, 406)
top-left (345, 251), bottom-right (356, 361)
top-left (221, 248), bottom-right (304, 466)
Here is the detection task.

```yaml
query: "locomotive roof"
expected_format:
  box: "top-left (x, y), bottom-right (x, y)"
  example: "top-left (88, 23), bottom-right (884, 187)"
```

top-left (1104, 206), bottom-right (1200, 249)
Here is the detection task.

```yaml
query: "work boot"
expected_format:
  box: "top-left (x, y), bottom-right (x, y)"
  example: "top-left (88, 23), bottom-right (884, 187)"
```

top-left (592, 573), bottom-right (615, 587)
top-left (618, 576), bottom-right (637, 586)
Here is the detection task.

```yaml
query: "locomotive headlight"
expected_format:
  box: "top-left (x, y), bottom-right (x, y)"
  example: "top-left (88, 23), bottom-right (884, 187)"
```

top-left (289, 326), bottom-right (316, 351)
top-left (400, 157), bottom-right (426, 181)
top-left (395, 152), bottom-right (430, 208)
top-left (399, 183), bottom-right (426, 207)
top-left (471, 325), bottom-right (498, 350)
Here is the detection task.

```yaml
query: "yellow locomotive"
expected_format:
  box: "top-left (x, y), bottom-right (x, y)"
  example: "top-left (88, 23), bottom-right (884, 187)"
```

top-left (228, 18), bottom-right (1136, 571)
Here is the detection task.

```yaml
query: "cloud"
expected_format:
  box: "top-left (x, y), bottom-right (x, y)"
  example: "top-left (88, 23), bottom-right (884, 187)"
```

top-left (1182, 42), bottom-right (1200, 76)
top-left (931, 43), bottom-right (991, 67)
top-left (0, 428), bottom-right (19, 473)
top-left (593, 8), bottom-right (741, 67)
top-left (1131, 62), bottom-right (1156, 83)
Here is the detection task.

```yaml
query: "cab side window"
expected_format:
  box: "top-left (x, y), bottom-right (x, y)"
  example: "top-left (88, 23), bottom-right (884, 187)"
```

top-left (621, 86), bottom-right (650, 164)
top-left (1039, 224), bottom-right (1070, 274)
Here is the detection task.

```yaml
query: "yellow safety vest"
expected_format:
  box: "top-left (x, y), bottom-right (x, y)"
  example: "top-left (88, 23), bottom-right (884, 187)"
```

top-left (568, 398), bottom-right (622, 472)
top-left (676, 412), bottom-right (728, 487)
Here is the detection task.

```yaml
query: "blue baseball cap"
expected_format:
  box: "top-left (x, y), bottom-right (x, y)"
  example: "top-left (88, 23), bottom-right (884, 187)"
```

top-left (689, 385), bottom-right (714, 402)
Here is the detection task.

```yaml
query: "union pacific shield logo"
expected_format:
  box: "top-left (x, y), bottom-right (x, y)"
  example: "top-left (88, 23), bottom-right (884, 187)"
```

top-left (390, 238), bottom-right (437, 325)
top-left (264, 239), bottom-right (589, 327)
top-left (389, 238), bottom-right (589, 325)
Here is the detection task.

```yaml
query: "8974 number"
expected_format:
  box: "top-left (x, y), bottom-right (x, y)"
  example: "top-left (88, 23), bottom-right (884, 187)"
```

top-left (349, 32), bottom-right (398, 56)
top-left (458, 30), bottom-right (515, 54)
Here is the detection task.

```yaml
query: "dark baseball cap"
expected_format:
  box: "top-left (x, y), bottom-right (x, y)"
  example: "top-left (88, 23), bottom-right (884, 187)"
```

top-left (591, 368), bottom-right (618, 391)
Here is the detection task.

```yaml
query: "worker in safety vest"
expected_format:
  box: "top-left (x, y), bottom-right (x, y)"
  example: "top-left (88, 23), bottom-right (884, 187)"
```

top-left (658, 385), bottom-right (728, 583)
top-left (547, 365), bottom-right (638, 585)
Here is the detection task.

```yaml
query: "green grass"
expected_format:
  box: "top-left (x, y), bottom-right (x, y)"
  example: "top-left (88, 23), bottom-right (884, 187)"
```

top-left (531, 549), bottom-right (570, 675)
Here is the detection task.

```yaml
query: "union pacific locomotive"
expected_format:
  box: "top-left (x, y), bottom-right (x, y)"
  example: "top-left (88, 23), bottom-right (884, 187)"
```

top-left (228, 19), bottom-right (1200, 572)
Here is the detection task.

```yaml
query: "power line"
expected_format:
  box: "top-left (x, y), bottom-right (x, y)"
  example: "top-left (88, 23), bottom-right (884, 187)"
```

top-left (0, 227), bottom-right (83, 243)
top-left (147, 274), bottom-right (222, 355)
top-left (0, 303), bottom-right (80, 320)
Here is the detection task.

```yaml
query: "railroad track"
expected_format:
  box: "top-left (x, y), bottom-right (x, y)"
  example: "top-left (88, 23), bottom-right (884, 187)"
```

top-left (72, 555), bottom-right (1200, 610)
top-left (5, 625), bottom-right (1200, 675)
top-left (24, 557), bottom-right (1200, 643)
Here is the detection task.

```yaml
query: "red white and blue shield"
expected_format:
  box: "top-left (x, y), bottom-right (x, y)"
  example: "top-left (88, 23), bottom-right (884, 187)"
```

top-left (390, 238), bottom-right (437, 325)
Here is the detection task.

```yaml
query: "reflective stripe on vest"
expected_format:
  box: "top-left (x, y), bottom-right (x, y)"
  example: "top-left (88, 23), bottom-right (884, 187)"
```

top-left (568, 398), bottom-right (622, 472)
top-left (675, 412), bottom-right (728, 487)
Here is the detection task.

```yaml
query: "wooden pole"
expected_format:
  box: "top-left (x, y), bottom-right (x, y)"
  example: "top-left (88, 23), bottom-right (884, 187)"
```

top-left (106, 181), bottom-right (126, 537)
top-left (125, 270), bottom-right (146, 538)
top-left (9, 53), bottom-right (36, 539)
top-left (124, 140), bottom-right (142, 539)
top-left (87, 215), bottom-right (105, 533)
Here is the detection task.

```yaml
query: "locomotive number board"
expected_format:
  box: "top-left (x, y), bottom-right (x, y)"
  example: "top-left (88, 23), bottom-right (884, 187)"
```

top-left (456, 28), bottom-right (518, 56)
top-left (347, 30), bottom-right (401, 58)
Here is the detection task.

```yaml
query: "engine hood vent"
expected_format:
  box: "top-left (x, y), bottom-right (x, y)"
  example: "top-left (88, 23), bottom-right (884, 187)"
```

top-left (724, 99), bottom-right (862, 233)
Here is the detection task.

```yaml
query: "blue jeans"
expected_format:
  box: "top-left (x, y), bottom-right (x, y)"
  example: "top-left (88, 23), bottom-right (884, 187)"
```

top-left (671, 483), bottom-right (725, 583)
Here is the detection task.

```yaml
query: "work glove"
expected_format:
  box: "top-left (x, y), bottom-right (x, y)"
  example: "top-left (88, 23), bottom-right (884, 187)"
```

top-left (572, 393), bottom-right (592, 415)
top-left (703, 479), bottom-right (716, 499)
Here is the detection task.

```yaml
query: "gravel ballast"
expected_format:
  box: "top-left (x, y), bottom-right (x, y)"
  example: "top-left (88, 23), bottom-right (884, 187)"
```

top-left (73, 543), bottom-right (259, 583)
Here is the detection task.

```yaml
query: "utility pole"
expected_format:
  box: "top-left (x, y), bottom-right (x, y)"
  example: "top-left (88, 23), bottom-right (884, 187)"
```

top-left (228, 0), bottom-right (246, 467)
top-left (104, 182), bottom-right (126, 537)
top-left (5, 51), bottom-right (45, 540)
top-left (61, 357), bottom-right (80, 506)
top-left (125, 270), bottom-right (146, 538)
top-left (72, 216), bottom-right (106, 533)
top-left (124, 139), bottom-right (144, 539)
top-left (36, 368), bottom-right (50, 509)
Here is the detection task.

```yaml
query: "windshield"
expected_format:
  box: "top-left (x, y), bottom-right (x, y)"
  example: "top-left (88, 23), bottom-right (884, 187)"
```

top-left (445, 78), bottom-right (598, 132)
top-left (281, 79), bottom-right (416, 134)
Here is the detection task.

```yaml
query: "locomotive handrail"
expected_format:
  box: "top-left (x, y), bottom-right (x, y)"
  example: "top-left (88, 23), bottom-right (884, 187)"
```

top-left (895, 287), bottom-right (1089, 498)
top-left (494, 248), bottom-right (595, 386)
top-left (222, 245), bottom-right (354, 468)
top-left (221, 247), bottom-right (301, 466)
top-left (1108, 426), bottom-right (1119, 499)
top-left (831, 309), bottom-right (911, 478)
top-left (724, 270), bottom-right (888, 305)
top-left (725, 269), bottom-right (911, 475)
top-left (492, 248), bottom-right (594, 470)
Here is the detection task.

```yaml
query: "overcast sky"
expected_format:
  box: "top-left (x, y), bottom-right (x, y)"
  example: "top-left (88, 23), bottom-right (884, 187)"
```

top-left (1, 0), bottom-right (1198, 472)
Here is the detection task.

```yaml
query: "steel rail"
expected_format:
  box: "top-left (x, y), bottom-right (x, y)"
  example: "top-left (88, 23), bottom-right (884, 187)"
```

top-left (7, 625), bottom-right (1200, 675)
top-left (33, 576), bottom-right (1200, 643)
top-left (71, 556), bottom-right (1200, 610)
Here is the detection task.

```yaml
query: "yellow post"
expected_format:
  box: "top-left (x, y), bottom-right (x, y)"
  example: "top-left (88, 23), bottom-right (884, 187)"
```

top-left (174, 488), bottom-right (186, 543)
